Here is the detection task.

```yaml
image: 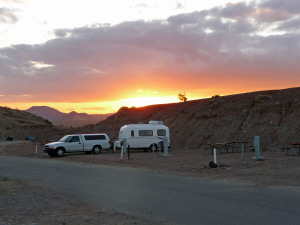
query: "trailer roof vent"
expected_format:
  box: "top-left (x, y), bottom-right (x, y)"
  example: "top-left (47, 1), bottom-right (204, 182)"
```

top-left (149, 120), bottom-right (163, 125)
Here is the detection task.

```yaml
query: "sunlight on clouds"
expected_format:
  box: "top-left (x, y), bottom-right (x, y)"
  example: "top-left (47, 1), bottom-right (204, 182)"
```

top-left (30, 61), bottom-right (53, 69)
top-left (204, 28), bottom-right (213, 34)
top-left (120, 96), bottom-right (178, 108)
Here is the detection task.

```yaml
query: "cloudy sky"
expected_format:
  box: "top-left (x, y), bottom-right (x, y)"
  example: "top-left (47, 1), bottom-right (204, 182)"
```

top-left (0, 0), bottom-right (299, 113)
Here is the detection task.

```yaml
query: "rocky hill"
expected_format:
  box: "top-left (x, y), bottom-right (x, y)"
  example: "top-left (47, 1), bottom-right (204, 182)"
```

top-left (0, 107), bottom-right (68, 141)
top-left (91, 87), bottom-right (300, 150)
top-left (26, 106), bottom-right (113, 127)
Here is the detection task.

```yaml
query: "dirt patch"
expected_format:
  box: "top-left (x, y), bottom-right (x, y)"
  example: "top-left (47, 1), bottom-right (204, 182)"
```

top-left (0, 176), bottom-right (152, 225)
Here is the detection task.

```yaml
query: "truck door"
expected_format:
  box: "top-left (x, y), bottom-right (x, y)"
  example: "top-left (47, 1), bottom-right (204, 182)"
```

top-left (67, 135), bottom-right (83, 152)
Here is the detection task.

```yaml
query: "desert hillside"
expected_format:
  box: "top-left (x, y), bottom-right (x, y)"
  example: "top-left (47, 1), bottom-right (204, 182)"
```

top-left (0, 107), bottom-right (68, 141)
top-left (90, 87), bottom-right (300, 149)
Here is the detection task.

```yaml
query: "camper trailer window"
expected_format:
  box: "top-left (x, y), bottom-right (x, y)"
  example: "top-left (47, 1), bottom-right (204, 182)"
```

top-left (157, 129), bottom-right (166, 136)
top-left (139, 130), bottom-right (153, 136)
top-left (131, 130), bottom-right (134, 137)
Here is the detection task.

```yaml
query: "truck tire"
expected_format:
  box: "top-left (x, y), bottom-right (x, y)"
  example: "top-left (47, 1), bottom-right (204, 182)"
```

top-left (149, 144), bottom-right (158, 152)
top-left (56, 148), bottom-right (65, 157)
top-left (93, 145), bottom-right (102, 154)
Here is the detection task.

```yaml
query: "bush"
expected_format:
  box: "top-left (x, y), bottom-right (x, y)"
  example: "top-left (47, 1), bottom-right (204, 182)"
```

top-left (255, 95), bottom-right (272, 103)
top-left (208, 95), bottom-right (220, 105)
top-left (178, 93), bottom-right (187, 102)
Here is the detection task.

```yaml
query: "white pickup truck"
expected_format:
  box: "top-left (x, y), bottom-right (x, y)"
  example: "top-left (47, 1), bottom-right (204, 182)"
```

top-left (44, 134), bottom-right (111, 157)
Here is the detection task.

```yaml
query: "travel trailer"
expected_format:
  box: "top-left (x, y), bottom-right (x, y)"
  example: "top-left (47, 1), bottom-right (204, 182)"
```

top-left (115, 121), bottom-right (170, 151)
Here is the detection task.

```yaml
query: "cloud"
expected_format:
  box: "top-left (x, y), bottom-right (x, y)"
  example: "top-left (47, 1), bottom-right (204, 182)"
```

top-left (0, 0), bottom-right (25, 3)
top-left (0, 7), bottom-right (18, 24)
top-left (0, 1), bottom-right (299, 104)
top-left (212, 2), bottom-right (254, 19)
top-left (254, 0), bottom-right (300, 22)
top-left (277, 17), bottom-right (300, 31)
top-left (260, 0), bottom-right (300, 14)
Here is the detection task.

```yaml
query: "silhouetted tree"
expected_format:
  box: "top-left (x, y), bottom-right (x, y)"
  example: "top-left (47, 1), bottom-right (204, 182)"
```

top-left (178, 93), bottom-right (187, 102)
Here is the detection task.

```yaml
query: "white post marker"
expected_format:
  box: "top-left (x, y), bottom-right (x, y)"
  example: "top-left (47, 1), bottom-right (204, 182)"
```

top-left (35, 144), bottom-right (38, 154)
top-left (241, 143), bottom-right (245, 160)
top-left (213, 148), bottom-right (217, 164)
top-left (113, 141), bottom-right (116, 152)
top-left (120, 146), bottom-right (123, 160)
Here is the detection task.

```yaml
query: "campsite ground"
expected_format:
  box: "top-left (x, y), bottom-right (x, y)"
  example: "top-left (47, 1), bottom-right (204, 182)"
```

top-left (1, 141), bottom-right (299, 224)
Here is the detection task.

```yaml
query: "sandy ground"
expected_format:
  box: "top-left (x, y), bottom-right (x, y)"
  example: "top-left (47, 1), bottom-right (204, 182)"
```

top-left (1, 141), bottom-right (300, 224)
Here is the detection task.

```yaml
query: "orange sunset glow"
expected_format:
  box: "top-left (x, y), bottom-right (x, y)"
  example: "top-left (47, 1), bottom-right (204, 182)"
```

top-left (1, 0), bottom-right (300, 114)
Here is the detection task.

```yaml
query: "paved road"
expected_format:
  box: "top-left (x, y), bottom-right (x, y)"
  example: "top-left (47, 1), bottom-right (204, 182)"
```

top-left (0, 156), bottom-right (299, 225)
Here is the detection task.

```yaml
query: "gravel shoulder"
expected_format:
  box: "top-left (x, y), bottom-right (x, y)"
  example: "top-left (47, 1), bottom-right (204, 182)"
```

top-left (0, 176), bottom-right (152, 225)
top-left (1, 141), bottom-right (300, 224)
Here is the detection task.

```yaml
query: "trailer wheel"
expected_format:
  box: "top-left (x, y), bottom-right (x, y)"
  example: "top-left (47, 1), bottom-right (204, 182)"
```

top-left (56, 148), bottom-right (65, 157)
top-left (93, 145), bottom-right (102, 154)
top-left (149, 144), bottom-right (158, 152)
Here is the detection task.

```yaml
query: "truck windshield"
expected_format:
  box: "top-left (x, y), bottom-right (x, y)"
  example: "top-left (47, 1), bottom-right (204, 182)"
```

top-left (59, 135), bottom-right (71, 142)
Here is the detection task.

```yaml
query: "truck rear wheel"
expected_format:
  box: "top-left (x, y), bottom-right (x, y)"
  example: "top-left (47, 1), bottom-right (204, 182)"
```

top-left (93, 145), bottom-right (102, 154)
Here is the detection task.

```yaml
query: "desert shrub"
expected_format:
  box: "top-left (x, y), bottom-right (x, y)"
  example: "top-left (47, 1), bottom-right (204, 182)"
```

top-left (178, 93), bottom-right (187, 102)
top-left (255, 95), bottom-right (272, 103)
top-left (208, 95), bottom-right (221, 105)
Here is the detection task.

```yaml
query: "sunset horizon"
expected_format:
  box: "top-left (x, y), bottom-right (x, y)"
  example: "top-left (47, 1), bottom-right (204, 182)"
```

top-left (2, 86), bottom-right (298, 114)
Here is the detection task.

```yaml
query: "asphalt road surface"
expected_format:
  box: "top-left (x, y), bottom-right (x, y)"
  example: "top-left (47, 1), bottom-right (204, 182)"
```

top-left (0, 156), bottom-right (299, 225)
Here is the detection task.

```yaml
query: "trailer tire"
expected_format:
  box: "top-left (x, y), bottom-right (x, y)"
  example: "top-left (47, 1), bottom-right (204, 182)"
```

top-left (93, 145), bottom-right (102, 154)
top-left (149, 144), bottom-right (158, 152)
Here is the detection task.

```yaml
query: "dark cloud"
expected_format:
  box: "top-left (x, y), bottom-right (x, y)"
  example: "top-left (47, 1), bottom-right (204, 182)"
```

top-left (255, 0), bottom-right (300, 22)
top-left (277, 16), bottom-right (300, 31)
top-left (260, 0), bottom-right (300, 14)
top-left (0, 7), bottom-right (18, 24)
top-left (0, 1), bottom-right (299, 103)
top-left (175, 2), bottom-right (184, 10)
top-left (212, 2), bottom-right (254, 19)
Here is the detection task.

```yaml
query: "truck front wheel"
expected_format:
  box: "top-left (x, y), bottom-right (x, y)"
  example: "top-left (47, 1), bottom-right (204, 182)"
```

top-left (56, 148), bottom-right (65, 157)
top-left (93, 145), bottom-right (102, 154)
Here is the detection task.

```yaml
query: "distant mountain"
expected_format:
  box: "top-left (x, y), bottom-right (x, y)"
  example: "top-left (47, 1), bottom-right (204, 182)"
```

top-left (0, 106), bottom-right (66, 141)
top-left (26, 106), bottom-right (114, 127)
top-left (26, 106), bottom-right (64, 121)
